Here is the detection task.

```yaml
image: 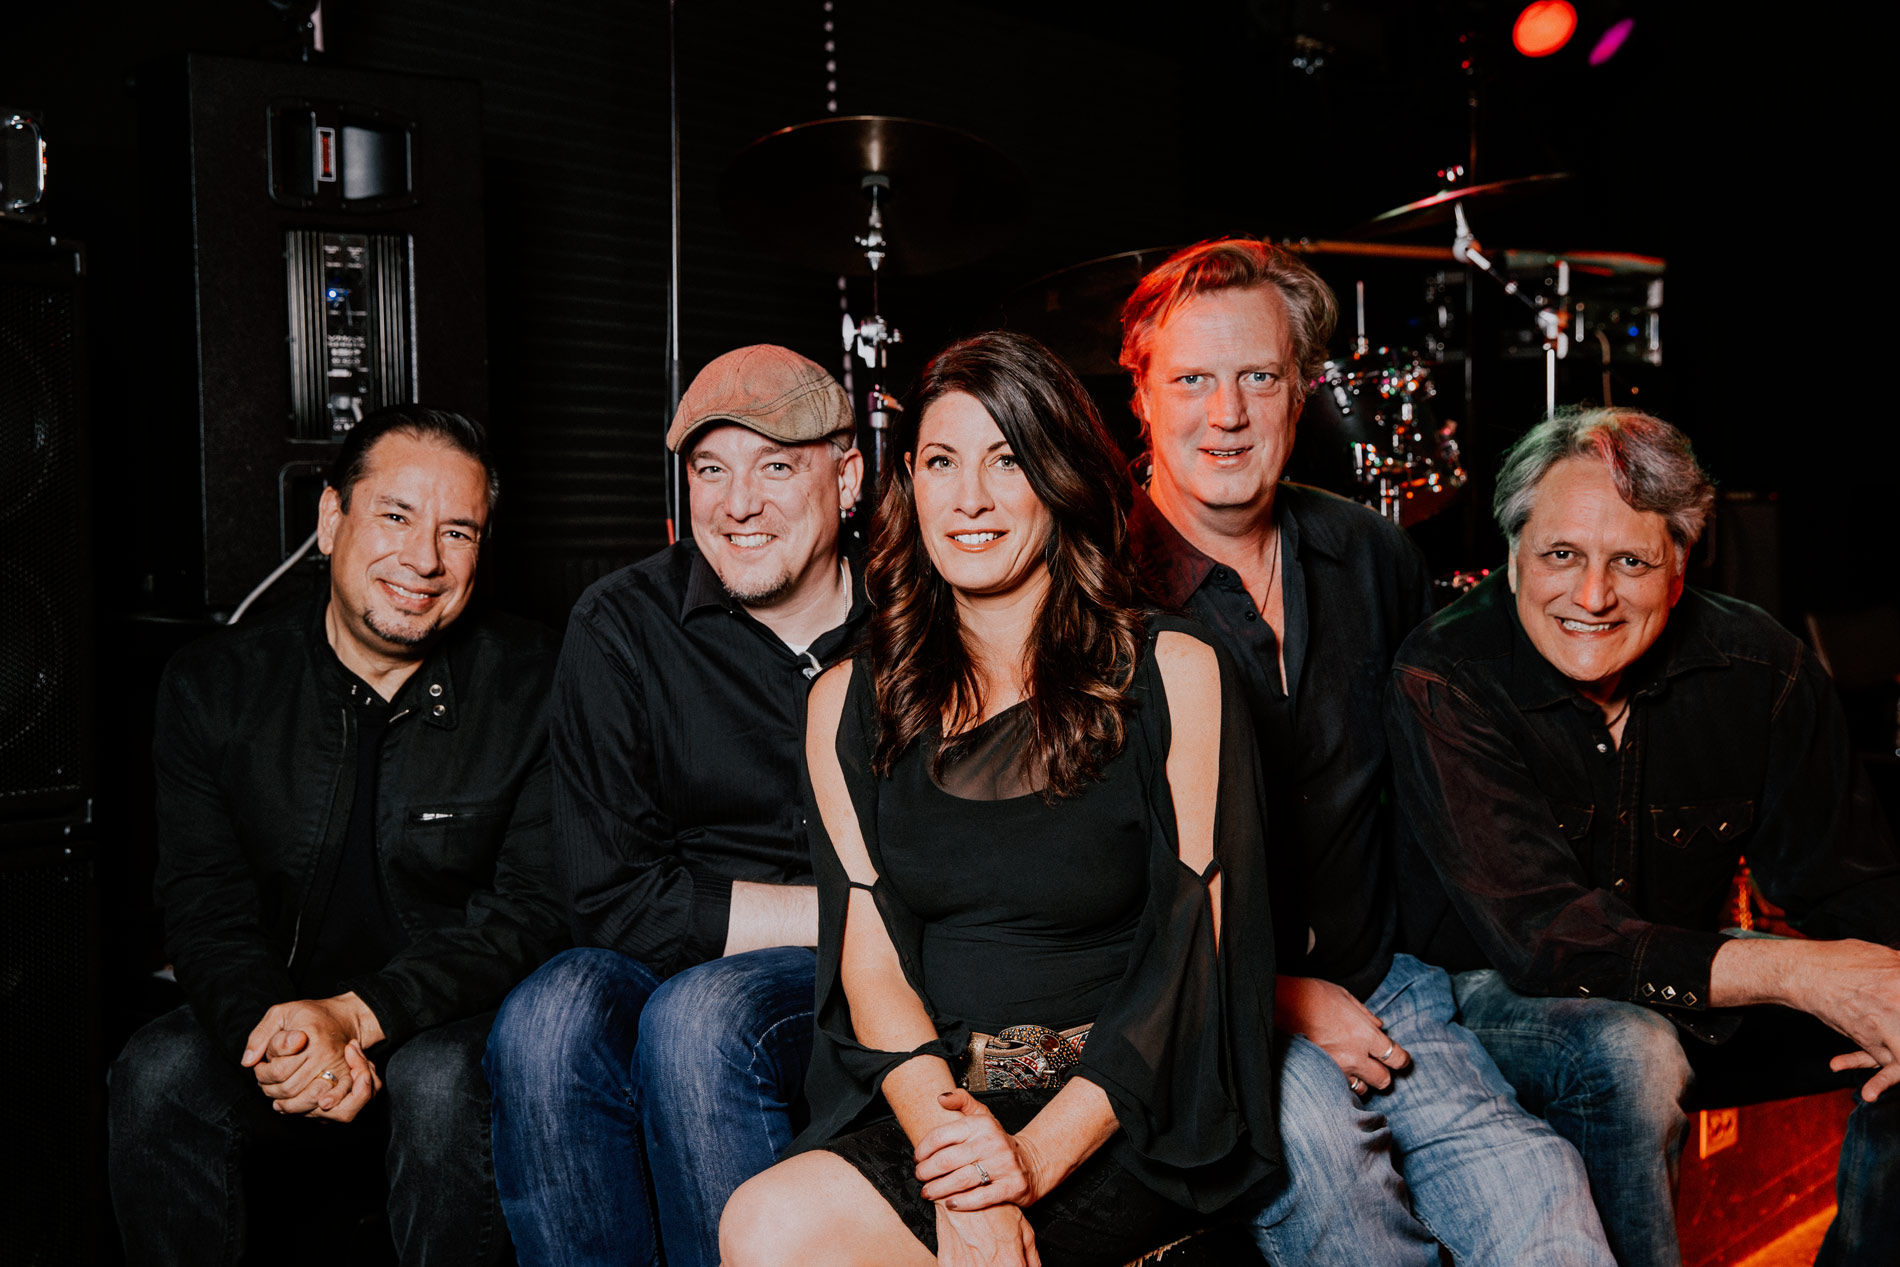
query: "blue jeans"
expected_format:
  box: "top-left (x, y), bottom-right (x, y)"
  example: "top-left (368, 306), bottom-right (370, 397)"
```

top-left (1454, 967), bottom-right (1900, 1267)
top-left (109, 1005), bottom-right (505, 1266)
top-left (1250, 955), bottom-right (1612, 1267)
top-left (485, 946), bottom-right (816, 1267)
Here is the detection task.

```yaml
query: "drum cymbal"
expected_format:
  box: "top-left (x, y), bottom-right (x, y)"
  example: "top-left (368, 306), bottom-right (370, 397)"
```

top-left (720, 116), bottom-right (1026, 276)
top-left (1349, 172), bottom-right (1573, 238)
top-left (996, 245), bottom-right (1182, 376)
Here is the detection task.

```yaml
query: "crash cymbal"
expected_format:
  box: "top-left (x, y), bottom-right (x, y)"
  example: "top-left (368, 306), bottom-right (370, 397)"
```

top-left (996, 245), bottom-right (1181, 376)
top-left (720, 115), bottom-right (1025, 276)
top-left (1349, 172), bottom-right (1573, 238)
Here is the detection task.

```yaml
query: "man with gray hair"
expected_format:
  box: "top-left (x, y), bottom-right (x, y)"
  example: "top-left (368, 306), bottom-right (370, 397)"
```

top-left (1387, 407), bottom-right (1900, 1266)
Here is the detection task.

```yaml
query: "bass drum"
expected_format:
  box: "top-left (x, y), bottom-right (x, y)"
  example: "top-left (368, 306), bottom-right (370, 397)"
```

top-left (1287, 351), bottom-right (1464, 529)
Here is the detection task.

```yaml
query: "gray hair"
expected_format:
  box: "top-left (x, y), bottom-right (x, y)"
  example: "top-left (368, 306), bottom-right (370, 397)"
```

top-left (1494, 408), bottom-right (1715, 560)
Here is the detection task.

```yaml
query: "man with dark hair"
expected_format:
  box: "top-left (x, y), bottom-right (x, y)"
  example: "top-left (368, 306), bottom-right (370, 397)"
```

top-left (108, 405), bottom-right (562, 1265)
top-left (1121, 238), bottom-right (1612, 1265)
top-left (1388, 407), bottom-right (1900, 1267)
top-left (485, 345), bottom-right (868, 1267)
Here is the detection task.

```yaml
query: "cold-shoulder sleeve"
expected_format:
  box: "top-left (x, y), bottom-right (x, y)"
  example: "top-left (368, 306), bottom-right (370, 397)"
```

top-left (792, 660), bottom-right (970, 1153)
top-left (790, 626), bottom-right (1282, 1214)
top-left (1079, 615), bottom-right (1282, 1211)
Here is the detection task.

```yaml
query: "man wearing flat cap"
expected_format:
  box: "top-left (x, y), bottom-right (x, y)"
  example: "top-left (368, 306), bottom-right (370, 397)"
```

top-left (486, 346), bottom-right (867, 1267)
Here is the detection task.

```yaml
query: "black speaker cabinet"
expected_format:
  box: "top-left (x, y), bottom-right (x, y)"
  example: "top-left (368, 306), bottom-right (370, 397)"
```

top-left (134, 55), bottom-right (487, 612)
top-left (0, 236), bottom-right (91, 820)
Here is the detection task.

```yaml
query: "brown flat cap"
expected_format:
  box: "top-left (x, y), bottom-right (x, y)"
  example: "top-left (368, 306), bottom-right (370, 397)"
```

top-left (666, 345), bottom-right (856, 453)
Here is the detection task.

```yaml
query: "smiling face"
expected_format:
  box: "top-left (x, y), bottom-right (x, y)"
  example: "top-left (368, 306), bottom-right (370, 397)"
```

top-left (318, 431), bottom-right (489, 667)
top-left (1138, 285), bottom-right (1303, 526)
top-left (1508, 455), bottom-right (1686, 705)
top-left (687, 423), bottom-right (861, 610)
top-left (909, 391), bottom-right (1054, 601)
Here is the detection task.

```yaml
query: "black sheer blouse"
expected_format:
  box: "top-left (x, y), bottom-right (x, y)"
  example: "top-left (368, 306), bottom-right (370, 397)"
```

top-left (792, 616), bottom-right (1283, 1213)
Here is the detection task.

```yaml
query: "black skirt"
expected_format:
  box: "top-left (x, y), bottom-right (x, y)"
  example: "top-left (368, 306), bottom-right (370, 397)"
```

top-left (822, 1089), bottom-right (1202, 1267)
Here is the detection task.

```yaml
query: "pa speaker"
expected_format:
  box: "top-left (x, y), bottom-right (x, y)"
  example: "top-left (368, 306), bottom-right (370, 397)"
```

top-left (0, 236), bottom-right (90, 819)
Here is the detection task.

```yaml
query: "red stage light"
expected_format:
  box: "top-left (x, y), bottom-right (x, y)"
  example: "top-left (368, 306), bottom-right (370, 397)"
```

top-left (1513, 1), bottom-right (1578, 58)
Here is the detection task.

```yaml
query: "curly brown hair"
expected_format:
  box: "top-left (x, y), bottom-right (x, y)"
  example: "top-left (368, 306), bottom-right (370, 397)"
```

top-left (865, 330), bottom-right (1146, 800)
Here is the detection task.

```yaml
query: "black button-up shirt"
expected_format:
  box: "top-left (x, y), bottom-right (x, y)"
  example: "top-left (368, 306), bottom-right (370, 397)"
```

top-left (552, 541), bottom-right (871, 978)
top-left (1387, 573), bottom-right (1900, 1041)
top-left (1129, 482), bottom-right (1434, 998)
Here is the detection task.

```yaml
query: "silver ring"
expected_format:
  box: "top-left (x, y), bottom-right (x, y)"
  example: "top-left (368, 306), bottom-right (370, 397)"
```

top-left (1348, 1075), bottom-right (1366, 1095)
top-left (317, 1069), bottom-right (339, 1087)
top-left (973, 1160), bottom-right (992, 1186)
top-left (1379, 1043), bottom-right (1395, 1062)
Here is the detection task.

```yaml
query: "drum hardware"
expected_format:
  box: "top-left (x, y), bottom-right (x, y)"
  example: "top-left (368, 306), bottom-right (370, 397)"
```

top-left (1451, 202), bottom-right (1567, 417)
top-left (721, 116), bottom-right (1024, 497)
top-left (1318, 351), bottom-right (1467, 529)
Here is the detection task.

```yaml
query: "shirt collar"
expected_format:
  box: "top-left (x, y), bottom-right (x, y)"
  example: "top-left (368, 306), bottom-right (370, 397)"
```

top-left (1127, 475), bottom-right (1322, 607)
top-left (306, 591), bottom-right (460, 728)
top-left (677, 540), bottom-right (870, 655)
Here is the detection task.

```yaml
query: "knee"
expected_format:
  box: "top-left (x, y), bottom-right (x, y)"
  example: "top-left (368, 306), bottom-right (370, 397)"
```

top-left (636, 959), bottom-right (771, 1084)
top-left (1563, 1003), bottom-right (1691, 1127)
top-left (109, 1008), bottom-right (223, 1127)
top-left (1273, 1038), bottom-right (1394, 1178)
top-left (719, 1167), bottom-right (827, 1267)
top-left (485, 947), bottom-right (649, 1090)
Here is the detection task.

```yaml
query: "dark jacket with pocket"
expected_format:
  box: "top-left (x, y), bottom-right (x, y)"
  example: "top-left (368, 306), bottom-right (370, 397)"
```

top-left (153, 593), bottom-right (564, 1060)
top-left (1386, 573), bottom-right (1900, 1042)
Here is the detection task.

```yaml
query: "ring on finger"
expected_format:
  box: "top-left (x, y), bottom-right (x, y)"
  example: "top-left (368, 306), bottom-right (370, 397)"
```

top-left (317, 1069), bottom-right (339, 1087)
top-left (973, 1160), bottom-right (992, 1186)
top-left (1348, 1075), bottom-right (1367, 1095)
top-left (1378, 1043), bottom-right (1395, 1062)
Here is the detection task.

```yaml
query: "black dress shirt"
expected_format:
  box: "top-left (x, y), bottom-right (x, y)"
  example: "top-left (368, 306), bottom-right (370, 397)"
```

top-left (552, 540), bottom-right (871, 978)
top-left (1129, 482), bottom-right (1434, 998)
top-left (1387, 574), bottom-right (1900, 1042)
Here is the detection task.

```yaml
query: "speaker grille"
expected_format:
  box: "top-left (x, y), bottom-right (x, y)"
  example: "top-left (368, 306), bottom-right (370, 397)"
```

top-left (0, 258), bottom-right (85, 809)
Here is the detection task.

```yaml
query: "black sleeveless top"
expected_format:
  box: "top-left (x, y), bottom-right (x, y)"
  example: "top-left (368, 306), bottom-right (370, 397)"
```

top-left (879, 704), bottom-right (1149, 1033)
top-left (792, 616), bottom-right (1287, 1214)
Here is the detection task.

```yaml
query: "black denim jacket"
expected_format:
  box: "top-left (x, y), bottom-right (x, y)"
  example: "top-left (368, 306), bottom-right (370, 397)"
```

top-left (1386, 574), bottom-right (1900, 1041)
top-left (152, 594), bottom-right (563, 1060)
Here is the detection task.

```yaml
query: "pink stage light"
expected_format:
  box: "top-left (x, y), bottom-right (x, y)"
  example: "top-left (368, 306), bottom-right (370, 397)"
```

top-left (1589, 18), bottom-right (1636, 66)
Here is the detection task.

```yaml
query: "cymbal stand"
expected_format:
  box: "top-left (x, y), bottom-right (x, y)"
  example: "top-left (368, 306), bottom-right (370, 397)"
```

top-left (1453, 203), bottom-right (1565, 417)
top-left (842, 174), bottom-right (903, 500)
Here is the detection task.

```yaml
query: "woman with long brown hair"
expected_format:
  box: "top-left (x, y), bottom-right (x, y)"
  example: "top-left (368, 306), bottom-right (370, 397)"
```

top-left (720, 331), bottom-right (1281, 1267)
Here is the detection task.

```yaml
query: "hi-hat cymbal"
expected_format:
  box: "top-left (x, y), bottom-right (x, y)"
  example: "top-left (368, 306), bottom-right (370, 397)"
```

top-left (1349, 172), bottom-right (1573, 238)
top-left (720, 115), bottom-right (1026, 276)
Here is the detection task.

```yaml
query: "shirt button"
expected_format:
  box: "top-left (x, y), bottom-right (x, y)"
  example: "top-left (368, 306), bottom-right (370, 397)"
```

top-left (429, 683), bottom-right (443, 697)
top-left (1243, 610), bottom-right (1257, 622)
top-left (1612, 877), bottom-right (1630, 895)
top-left (1681, 991), bottom-right (1698, 1007)
top-left (432, 703), bottom-right (447, 717)
top-left (1640, 982), bottom-right (1656, 998)
top-left (1661, 985), bottom-right (1677, 1001)
top-left (1595, 741), bottom-right (1609, 754)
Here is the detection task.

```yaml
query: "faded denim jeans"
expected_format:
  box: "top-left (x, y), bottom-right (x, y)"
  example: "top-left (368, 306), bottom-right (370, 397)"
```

top-left (484, 946), bottom-right (815, 1267)
top-left (1454, 964), bottom-right (1900, 1267)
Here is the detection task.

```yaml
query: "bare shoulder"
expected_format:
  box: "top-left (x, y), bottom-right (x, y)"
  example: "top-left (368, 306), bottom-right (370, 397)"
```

top-left (1154, 630), bottom-right (1220, 716)
top-left (805, 658), bottom-right (856, 763)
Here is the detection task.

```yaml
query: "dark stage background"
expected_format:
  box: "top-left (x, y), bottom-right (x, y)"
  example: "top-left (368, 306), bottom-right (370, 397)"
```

top-left (2, 1), bottom-right (1892, 1261)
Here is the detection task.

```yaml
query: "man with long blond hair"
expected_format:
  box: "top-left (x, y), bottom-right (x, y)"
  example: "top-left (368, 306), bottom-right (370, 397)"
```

top-left (1121, 237), bottom-right (1612, 1265)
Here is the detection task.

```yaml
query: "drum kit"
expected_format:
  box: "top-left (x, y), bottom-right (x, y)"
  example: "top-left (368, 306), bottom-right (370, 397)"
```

top-left (716, 115), bottom-right (1663, 535)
